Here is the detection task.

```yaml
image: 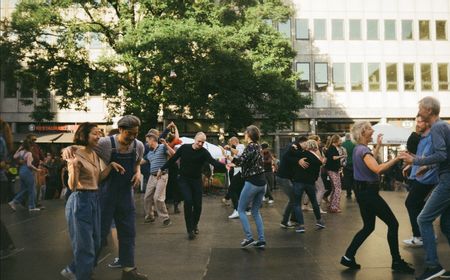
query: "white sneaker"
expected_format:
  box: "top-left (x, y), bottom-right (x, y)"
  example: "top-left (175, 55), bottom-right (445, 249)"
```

top-left (29, 208), bottom-right (41, 212)
top-left (403, 236), bottom-right (423, 247)
top-left (245, 211), bottom-right (251, 216)
top-left (61, 267), bottom-right (76, 280)
top-left (262, 197), bottom-right (266, 202)
top-left (8, 201), bottom-right (16, 211)
top-left (320, 208), bottom-right (327, 214)
top-left (228, 210), bottom-right (239, 219)
top-left (268, 200), bottom-right (274, 204)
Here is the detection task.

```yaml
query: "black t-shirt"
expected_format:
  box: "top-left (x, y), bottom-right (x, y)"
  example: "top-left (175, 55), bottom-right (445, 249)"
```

top-left (292, 151), bottom-right (322, 184)
top-left (325, 146), bottom-right (341, 172)
top-left (161, 144), bottom-right (226, 179)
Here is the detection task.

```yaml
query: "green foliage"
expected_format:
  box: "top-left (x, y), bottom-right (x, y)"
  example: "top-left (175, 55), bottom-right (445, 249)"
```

top-left (1, 0), bottom-right (310, 131)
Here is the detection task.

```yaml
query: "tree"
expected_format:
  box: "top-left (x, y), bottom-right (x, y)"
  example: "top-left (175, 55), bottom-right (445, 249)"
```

top-left (1, 0), bottom-right (310, 133)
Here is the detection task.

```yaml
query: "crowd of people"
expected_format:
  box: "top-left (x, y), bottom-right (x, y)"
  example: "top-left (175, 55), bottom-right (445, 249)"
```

top-left (0, 95), bottom-right (449, 280)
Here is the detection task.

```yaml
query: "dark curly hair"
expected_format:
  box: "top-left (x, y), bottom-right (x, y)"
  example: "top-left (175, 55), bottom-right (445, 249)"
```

top-left (73, 122), bottom-right (98, 146)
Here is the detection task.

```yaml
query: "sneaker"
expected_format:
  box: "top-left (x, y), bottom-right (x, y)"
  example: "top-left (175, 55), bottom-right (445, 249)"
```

top-left (8, 201), bottom-right (16, 211)
top-left (228, 210), bottom-right (239, 219)
top-left (320, 208), bottom-right (327, 214)
top-left (143, 216), bottom-right (155, 224)
top-left (29, 208), bottom-right (41, 212)
top-left (121, 268), bottom-right (148, 280)
top-left (295, 226), bottom-right (306, 233)
top-left (0, 247), bottom-right (24, 260)
top-left (316, 220), bottom-right (326, 229)
top-left (194, 227), bottom-right (199, 235)
top-left (340, 256), bottom-right (361, 270)
top-left (391, 259), bottom-right (414, 274)
top-left (245, 211), bottom-right (251, 216)
top-left (163, 219), bottom-right (172, 226)
top-left (440, 271), bottom-right (450, 278)
top-left (280, 222), bottom-right (295, 229)
top-left (240, 238), bottom-right (256, 248)
top-left (188, 231), bottom-right (196, 240)
top-left (403, 236), bottom-right (423, 247)
top-left (268, 200), bottom-right (274, 204)
top-left (416, 265), bottom-right (445, 280)
top-left (253, 240), bottom-right (266, 248)
top-left (61, 267), bottom-right (76, 280)
top-left (262, 197), bottom-right (266, 202)
top-left (108, 257), bottom-right (122, 268)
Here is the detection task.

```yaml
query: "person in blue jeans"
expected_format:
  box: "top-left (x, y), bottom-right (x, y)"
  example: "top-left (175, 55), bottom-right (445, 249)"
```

top-left (225, 125), bottom-right (267, 248)
top-left (401, 96), bottom-right (450, 280)
top-left (61, 122), bottom-right (125, 280)
top-left (9, 138), bottom-right (42, 212)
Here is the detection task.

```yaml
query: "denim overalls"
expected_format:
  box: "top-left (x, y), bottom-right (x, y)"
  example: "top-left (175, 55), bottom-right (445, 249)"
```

top-left (100, 136), bottom-right (137, 268)
top-left (12, 151), bottom-right (36, 209)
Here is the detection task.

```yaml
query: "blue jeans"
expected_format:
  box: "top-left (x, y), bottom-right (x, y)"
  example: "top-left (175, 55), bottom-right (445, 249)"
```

top-left (417, 172), bottom-right (450, 267)
top-left (238, 181), bottom-right (266, 241)
top-left (12, 167), bottom-right (36, 209)
top-left (66, 191), bottom-right (101, 280)
top-left (292, 182), bottom-right (321, 225)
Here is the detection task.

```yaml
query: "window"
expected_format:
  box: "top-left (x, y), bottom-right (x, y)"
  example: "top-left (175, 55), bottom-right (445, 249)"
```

top-left (314, 63), bottom-right (328, 91)
top-left (20, 74), bottom-right (34, 98)
top-left (384, 20), bottom-right (396, 40)
top-left (401, 20), bottom-right (413, 40)
top-left (332, 19), bottom-right (344, 40)
top-left (278, 19), bottom-right (291, 39)
top-left (350, 63), bottom-right (363, 91)
top-left (296, 19), bottom-right (309, 40)
top-left (386, 63), bottom-right (398, 90)
top-left (368, 63), bottom-right (380, 91)
top-left (419, 20), bottom-right (430, 40)
top-left (436, 20), bottom-right (447, 40)
top-left (367, 20), bottom-right (379, 40)
top-left (349, 19), bottom-right (361, 40)
top-left (264, 19), bottom-right (273, 26)
top-left (403, 63), bottom-right (415, 91)
top-left (296, 62), bottom-right (310, 91)
top-left (332, 63), bottom-right (345, 91)
top-left (421, 63), bottom-right (432, 90)
top-left (314, 19), bottom-right (326, 40)
top-left (438, 63), bottom-right (449, 90)
top-left (2, 64), bottom-right (17, 98)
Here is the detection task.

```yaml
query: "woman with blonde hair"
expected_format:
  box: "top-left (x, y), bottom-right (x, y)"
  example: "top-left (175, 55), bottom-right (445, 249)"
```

top-left (324, 134), bottom-right (346, 213)
top-left (340, 121), bottom-right (414, 274)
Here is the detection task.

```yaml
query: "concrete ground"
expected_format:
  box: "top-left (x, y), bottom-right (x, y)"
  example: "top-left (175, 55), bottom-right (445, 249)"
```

top-left (1, 188), bottom-right (449, 280)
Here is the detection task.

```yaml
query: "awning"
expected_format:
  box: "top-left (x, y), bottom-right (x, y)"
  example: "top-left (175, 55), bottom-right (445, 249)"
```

top-left (35, 133), bottom-right (63, 143)
top-left (52, 132), bottom-right (75, 143)
top-left (13, 133), bottom-right (63, 143)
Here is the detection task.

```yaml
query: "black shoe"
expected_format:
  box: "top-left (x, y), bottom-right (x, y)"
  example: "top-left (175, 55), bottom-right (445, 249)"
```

top-left (391, 259), bottom-right (414, 274)
top-left (253, 240), bottom-right (266, 248)
top-left (340, 256), bottom-right (361, 270)
top-left (163, 219), bottom-right (172, 226)
top-left (188, 232), bottom-right (196, 240)
top-left (416, 265), bottom-right (445, 279)
top-left (121, 268), bottom-right (148, 280)
top-left (194, 227), bottom-right (199, 235)
top-left (240, 238), bottom-right (255, 248)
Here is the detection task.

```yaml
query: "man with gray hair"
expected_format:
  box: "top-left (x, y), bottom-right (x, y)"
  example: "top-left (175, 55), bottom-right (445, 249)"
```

top-left (400, 96), bottom-right (450, 280)
top-left (158, 132), bottom-right (227, 240)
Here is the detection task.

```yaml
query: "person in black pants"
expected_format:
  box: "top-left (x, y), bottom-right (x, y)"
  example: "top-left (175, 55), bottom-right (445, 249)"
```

top-left (159, 132), bottom-right (226, 240)
top-left (340, 121), bottom-right (414, 274)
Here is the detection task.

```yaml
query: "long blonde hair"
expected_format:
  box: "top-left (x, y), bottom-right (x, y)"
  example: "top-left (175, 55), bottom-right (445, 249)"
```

top-left (326, 134), bottom-right (340, 149)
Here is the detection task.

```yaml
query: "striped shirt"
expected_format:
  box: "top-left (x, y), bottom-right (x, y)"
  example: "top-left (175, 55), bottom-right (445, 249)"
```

top-left (146, 144), bottom-right (168, 174)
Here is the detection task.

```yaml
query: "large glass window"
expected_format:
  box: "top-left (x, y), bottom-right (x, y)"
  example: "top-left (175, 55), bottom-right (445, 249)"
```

top-left (403, 63), bottom-right (415, 91)
top-left (401, 20), bottom-right (413, 40)
top-left (386, 63), bottom-right (398, 90)
top-left (296, 62), bottom-right (310, 91)
top-left (314, 63), bottom-right (328, 91)
top-left (384, 20), bottom-right (396, 40)
top-left (314, 19), bottom-right (326, 40)
top-left (436, 20), bottom-right (447, 40)
top-left (368, 63), bottom-right (380, 91)
top-left (349, 19), bottom-right (361, 40)
top-left (2, 64), bottom-right (17, 98)
top-left (350, 63), bottom-right (363, 91)
top-left (421, 63), bottom-right (432, 90)
top-left (367, 20), bottom-right (379, 40)
top-left (278, 19), bottom-right (291, 38)
top-left (438, 63), bottom-right (449, 90)
top-left (332, 63), bottom-right (345, 91)
top-left (419, 20), bottom-right (430, 40)
top-left (332, 19), bottom-right (344, 40)
top-left (295, 19), bottom-right (309, 40)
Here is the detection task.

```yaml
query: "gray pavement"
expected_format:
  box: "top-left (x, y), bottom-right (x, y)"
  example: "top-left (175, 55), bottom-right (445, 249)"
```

top-left (1, 189), bottom-right (449, 280)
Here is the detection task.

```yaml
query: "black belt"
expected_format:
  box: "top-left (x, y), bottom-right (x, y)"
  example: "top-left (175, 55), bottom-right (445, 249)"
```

top-left (151, 171), bottom-right (167, 176)
top-left (354, 180), bottom-right (379, 190)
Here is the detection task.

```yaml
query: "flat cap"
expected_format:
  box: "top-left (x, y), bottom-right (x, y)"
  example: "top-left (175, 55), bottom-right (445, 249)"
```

top-left (117, 115), bottom-right (141, 129)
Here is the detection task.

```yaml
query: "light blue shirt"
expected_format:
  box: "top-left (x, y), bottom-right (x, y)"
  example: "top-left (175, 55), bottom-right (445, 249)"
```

top-left (410, 132), bottom-right (439, 185)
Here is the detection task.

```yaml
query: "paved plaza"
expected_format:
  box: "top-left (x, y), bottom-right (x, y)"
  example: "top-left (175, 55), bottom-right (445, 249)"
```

top-left (1, 189), bottom-right (449, 280)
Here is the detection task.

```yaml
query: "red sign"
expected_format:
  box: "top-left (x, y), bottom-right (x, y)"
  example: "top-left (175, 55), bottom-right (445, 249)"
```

top-left (35, 124), bottom-right (79, 132)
